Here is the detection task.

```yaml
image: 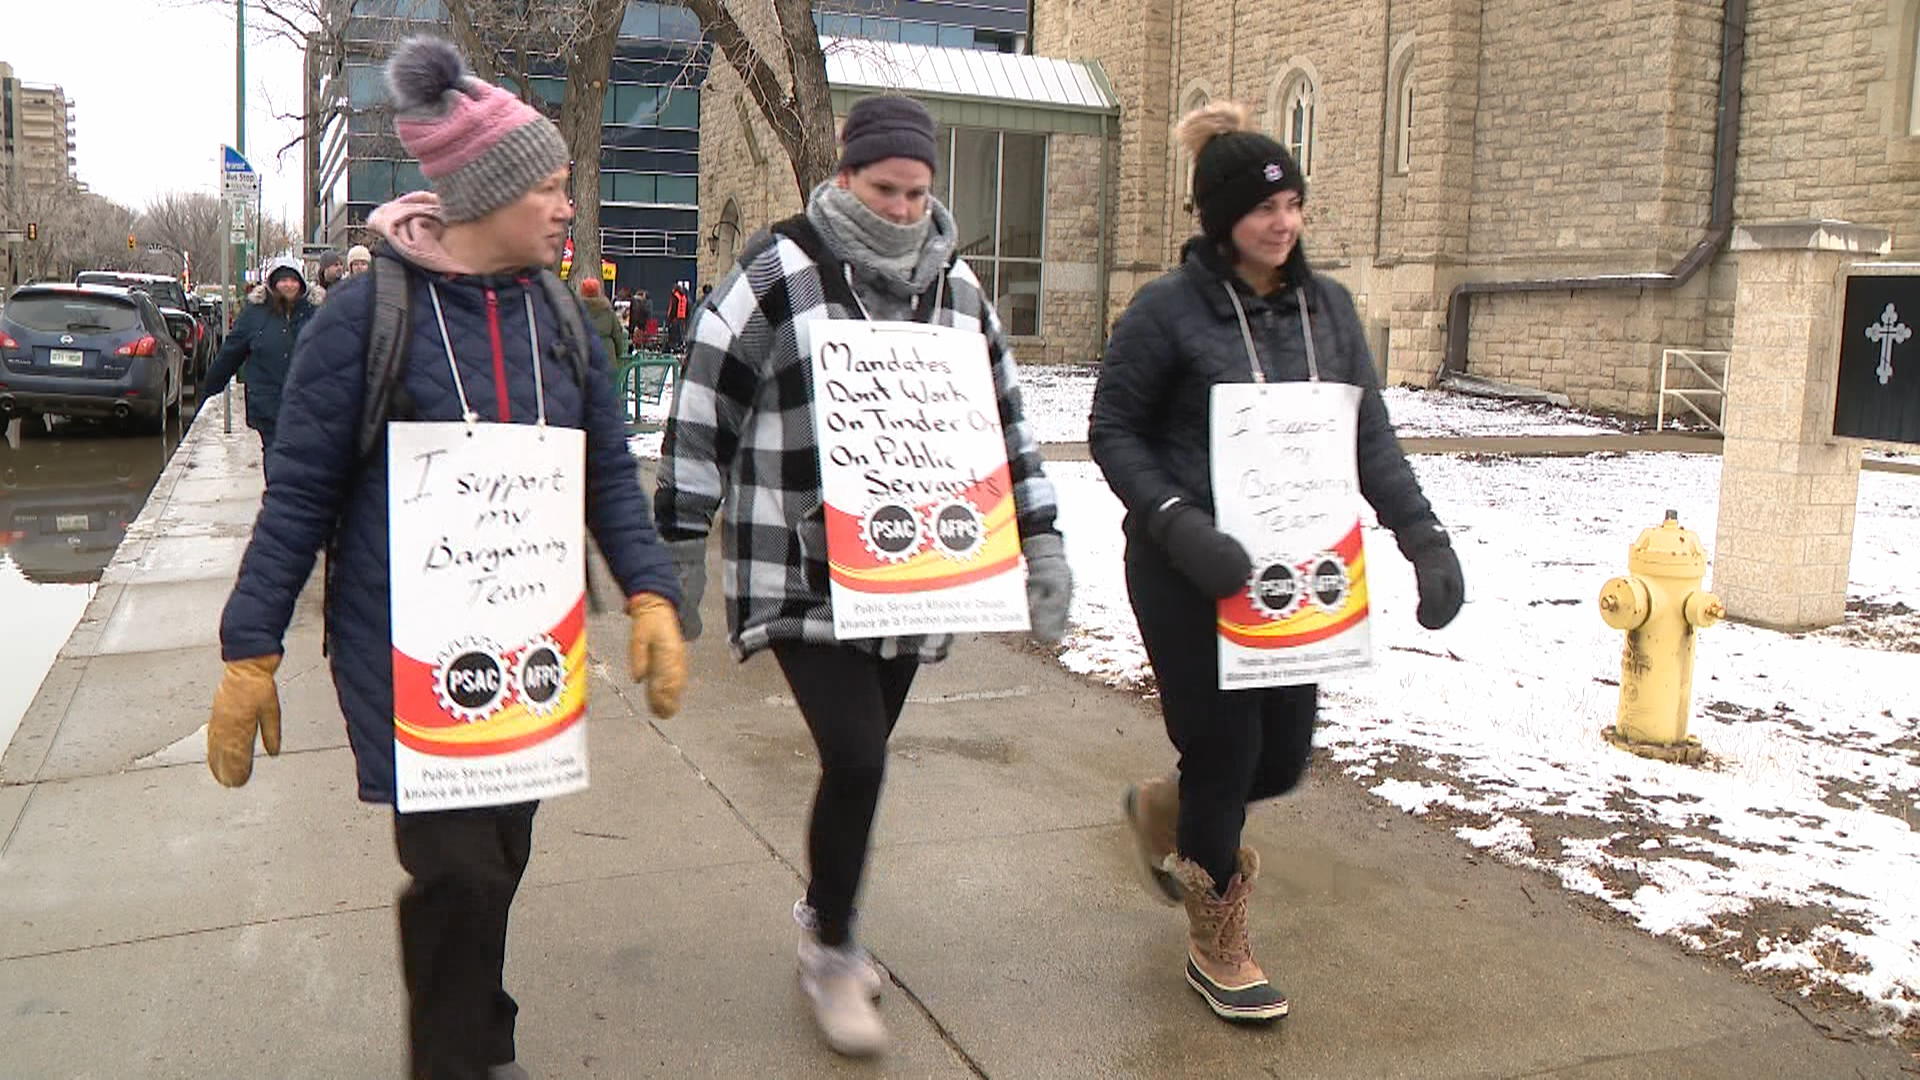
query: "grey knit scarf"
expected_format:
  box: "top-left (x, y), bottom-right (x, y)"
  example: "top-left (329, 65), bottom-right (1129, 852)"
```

top-left (806, 180), bottom-right (957, 310)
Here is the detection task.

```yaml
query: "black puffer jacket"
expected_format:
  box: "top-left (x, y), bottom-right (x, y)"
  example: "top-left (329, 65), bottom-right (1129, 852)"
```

top-left (1090, 239), bottom-right (1432, 535)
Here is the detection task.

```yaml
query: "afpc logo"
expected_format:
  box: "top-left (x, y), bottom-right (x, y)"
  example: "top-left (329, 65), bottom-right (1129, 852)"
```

top-left (1308, 554), bottom-right (1349, 612)
top-left (514, 636), bottom-right (567, 716)
top-left (927, 498), bottom-right (986, 560)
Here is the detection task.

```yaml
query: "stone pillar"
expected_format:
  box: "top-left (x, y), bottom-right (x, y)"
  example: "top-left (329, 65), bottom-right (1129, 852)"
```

top-left (1712, 220), bottom-right (1890, 630)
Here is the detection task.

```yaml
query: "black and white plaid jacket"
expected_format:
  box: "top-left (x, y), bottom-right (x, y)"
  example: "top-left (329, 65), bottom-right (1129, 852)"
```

top-left (654, 216), bottom-right (1060, 662)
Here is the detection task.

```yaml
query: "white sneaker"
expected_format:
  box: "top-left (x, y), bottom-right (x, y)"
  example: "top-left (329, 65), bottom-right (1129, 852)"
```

top-left (797, 934), bottom-right (889, 1056)
top-left (792, 899), bottom-right (885, 999)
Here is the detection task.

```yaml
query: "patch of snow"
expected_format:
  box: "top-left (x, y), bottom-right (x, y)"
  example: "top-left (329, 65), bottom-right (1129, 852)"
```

top-left (1051, 448), bottom-right (1920, 1022)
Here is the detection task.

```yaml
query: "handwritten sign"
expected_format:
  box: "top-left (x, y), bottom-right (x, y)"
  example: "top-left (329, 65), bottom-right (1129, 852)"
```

top-left (387, 422), bottom-right (590, 811)
top-left (1210, 383), bottom-right (1371, 689)
top-left (807, 320), bottom-right (1028, 639)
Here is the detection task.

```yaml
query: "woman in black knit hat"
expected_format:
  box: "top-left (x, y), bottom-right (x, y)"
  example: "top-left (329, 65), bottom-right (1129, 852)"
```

top-left (1089, 101), bottom-right (1464, 1022)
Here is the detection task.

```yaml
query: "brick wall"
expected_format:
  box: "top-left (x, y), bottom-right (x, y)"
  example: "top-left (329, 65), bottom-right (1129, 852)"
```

top-left (1737, 0), bottom-right (1920, 253)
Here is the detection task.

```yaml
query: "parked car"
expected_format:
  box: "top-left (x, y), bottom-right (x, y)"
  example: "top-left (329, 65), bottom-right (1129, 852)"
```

top-left (0, 284), bottom-right (187, 435)
top-left (73, 271), bottom-right (213, 383)
top-left (0, 429), bottom-right (167, 584)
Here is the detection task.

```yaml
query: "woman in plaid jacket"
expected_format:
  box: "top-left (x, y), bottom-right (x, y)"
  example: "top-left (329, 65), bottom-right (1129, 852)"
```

top-left (654, 95), bottom-right (1072, 1057)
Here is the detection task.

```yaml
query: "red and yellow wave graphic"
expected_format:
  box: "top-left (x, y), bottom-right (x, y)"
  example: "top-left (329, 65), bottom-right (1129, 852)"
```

top-left (1217, 523), bottom-right (1369, 650)
top-left (392, 597), bottom-right (588, 756)
top-left (825, 466), bottom-right (1021, 594)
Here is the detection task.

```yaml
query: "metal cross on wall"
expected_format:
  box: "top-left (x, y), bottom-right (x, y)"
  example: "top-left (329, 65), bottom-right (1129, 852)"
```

top-left (1866, 302), bottom-right (1911, 386)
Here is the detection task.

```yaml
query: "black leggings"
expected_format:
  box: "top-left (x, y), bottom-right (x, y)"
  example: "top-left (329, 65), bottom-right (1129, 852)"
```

top-left (1126, 533), bottom-right (1317, 891)
top-left (773, 641), bottom-right (919, 946)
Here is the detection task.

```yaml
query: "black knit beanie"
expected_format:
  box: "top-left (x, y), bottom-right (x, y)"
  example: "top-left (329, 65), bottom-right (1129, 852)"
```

top-left (1182, 104), bottom-right (1306, 244)
top-left (838, 95), bottom-right (939, 174)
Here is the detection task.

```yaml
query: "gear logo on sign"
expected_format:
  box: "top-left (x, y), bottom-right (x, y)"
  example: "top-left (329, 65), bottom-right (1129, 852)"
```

top-left (1308, 554), bottom-right (1349, 613)
top-left (513, 636), bottom-right (567, 716)
top-left (1248, 561), bottom-right (1304, 620)
top-left (862, 502), bottom-right (923, 563)
top-left (434, 637), bottom-right (509, 722)
top-left (927, 498), bottom-right (986, 560)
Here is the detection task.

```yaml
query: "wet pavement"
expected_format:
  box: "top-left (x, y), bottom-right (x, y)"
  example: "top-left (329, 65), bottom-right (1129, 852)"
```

top-left (0, 399), bottom-right (205, 749)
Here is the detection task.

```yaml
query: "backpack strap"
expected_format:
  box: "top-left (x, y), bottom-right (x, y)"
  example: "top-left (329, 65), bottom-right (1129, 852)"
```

top-left (765, 215), bottom-right (868, 313)
top-left (534, 269), bottom-right (593, 389)
top-left (356, 253), bottom-right (414, 466)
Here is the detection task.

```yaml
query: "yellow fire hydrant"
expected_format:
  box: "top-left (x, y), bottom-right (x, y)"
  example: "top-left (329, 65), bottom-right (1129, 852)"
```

top-left (1596, 511), bottom-right (1724, 764)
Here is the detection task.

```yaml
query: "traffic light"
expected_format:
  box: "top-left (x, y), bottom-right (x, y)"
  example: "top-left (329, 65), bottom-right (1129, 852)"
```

top-left (25, 222), bottom-right (36, 242)
top-left (127, 234), bottom-right (136, 251)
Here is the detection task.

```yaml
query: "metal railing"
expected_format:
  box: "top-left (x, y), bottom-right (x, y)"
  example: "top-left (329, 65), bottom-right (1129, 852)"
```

top-left (1657, 348), bottom-right (1732, 433)
top-left (613, 351), bottom-right (680, 433)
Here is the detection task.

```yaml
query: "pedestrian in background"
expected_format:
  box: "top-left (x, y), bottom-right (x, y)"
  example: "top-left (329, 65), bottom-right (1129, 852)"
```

top-left (627, 287), bottom-right (653, 346)
top-left (666, 279), bottom-right (690, 350)
top-left (655, 93), bottom-right (1071, 1058)
top-left (578, 276), bottom-right (629, 361)
top-left (345, 244), bottom-right (373, 276)
top-left (203, 36), bottom-right (686, 1080)
top-left (200, 256), bottom-right (316, 471)
top-left (316, 250), bottom-right (347, 290)
top-left (1090, 101), bottom-right (1464, 1024)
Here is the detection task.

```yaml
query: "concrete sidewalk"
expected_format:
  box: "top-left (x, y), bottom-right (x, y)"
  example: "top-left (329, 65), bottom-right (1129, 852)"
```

top-left (1, 401), bottom-right (1911, 1078)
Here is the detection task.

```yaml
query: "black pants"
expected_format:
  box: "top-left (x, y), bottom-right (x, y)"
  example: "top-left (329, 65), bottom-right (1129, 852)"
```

top-left (1126, 534), bottom-right (1317, 891)
top-left (393, 801), bottom-right (538, 1080)
top-left (772, 642), bottom-right (919, 946)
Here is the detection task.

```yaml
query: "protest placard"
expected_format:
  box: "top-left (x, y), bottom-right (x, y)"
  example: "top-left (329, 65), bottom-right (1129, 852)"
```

top-left (808, 320), bottom-right (1029, 639)
top-left (387, 423), bottom-right (590, 811)
top-left (1210, 382), bottom-right (1372, 688)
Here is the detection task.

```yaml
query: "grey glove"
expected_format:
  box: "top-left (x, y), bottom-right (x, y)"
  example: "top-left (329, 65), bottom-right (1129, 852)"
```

top-left (1024, 532), bottom-right (1073, 645)
top-left (667, 538), bottom-right (708, 641)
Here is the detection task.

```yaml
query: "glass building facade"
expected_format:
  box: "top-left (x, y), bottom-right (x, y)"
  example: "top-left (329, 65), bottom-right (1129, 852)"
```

top-left (306, 0), bottom-right (1029, 297)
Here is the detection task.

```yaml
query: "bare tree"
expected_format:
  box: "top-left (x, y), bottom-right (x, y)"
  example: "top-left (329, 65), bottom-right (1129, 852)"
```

top-left (136, 192), bottom-right (227, 286)
top-left (13, 183), bottom-right (140, 282)
top-left (187, 0), bottom-right (844, 270)
top-left (683, 0), bottom-right (837, 201)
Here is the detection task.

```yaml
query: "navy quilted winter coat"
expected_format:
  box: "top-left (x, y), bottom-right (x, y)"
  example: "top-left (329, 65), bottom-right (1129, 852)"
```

top-left (201, 292), bottom-right (318, 437)
top-left (218, 260), bottom-right (679, 803)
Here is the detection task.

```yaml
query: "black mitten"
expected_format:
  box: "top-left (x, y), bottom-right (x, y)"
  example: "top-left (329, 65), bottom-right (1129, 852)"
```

top-left (1147, 501), bottom-right (1253, 600)
top-left (1396, 519), bottom-right (1464, 630)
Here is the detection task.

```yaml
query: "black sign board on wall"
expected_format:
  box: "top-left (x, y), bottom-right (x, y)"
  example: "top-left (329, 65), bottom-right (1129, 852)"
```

top-left (1834, 270), bottom-right (1920, 445)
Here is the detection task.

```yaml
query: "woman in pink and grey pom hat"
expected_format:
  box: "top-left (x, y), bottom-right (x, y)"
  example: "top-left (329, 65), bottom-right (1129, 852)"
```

top-left (201, 35), bottom-right (686, 1080)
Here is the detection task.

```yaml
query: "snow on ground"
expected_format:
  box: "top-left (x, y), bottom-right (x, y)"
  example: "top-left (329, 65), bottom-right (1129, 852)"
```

top-left (1016, 364), bottom-right (1633, 443)
top-left (625, 381), bottom-right (676, 460)
top-left (1051, 452), bottom-right (1920, 1026)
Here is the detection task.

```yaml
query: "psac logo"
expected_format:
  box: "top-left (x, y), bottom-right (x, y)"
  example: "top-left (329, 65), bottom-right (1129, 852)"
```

top-left (434, 636), bottom-right (509, 721)
top-left (1247, 553), bottom-right (1348, 620)
top-left (862, 502), bottom-right (923, 562)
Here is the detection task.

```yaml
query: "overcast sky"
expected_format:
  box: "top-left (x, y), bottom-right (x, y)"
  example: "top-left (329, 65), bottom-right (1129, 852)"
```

top-left (7, 0), bottom-right (308, 227)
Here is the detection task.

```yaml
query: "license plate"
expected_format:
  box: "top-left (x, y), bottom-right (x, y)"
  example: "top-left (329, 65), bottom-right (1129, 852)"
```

top-left (49, 349), bottom-right (84, 368)
top-left (55, 514), bottom-right (90, 533)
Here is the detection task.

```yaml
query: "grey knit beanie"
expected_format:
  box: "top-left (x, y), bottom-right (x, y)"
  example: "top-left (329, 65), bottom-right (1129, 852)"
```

top-left (386, 37), bottom-right (570, 223)
top-left (837, 95), bottom-right (939, 174)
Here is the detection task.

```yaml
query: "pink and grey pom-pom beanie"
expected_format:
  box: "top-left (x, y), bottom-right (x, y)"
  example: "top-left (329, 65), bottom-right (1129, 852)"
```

top-left (384, 37), bottom-right (569, 223)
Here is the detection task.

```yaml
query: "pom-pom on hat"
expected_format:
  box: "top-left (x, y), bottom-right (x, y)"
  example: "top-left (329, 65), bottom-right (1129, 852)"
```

top-left (385, 37), bottom-right (570, 223)
top-left (1177, 101), bottom-right (1306, 244)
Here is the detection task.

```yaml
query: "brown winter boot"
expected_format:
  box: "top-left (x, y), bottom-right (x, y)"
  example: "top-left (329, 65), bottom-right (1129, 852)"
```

top-left (1170, 848), bottom-right (1290, 1022)
top-left (1122, 777), bottom-right (1182, 905)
